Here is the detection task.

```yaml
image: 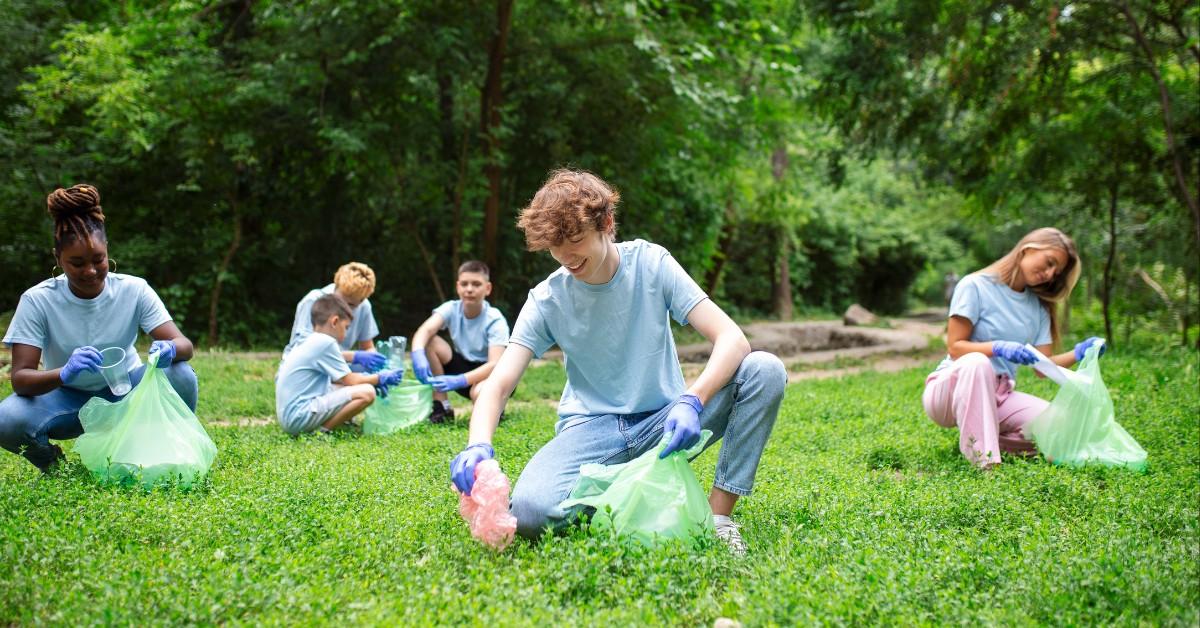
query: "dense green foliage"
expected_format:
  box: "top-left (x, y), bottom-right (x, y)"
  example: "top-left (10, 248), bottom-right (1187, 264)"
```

top-left (4, 1), bottom-right (1191, 347)
top-left (803, 0), bottom-right (1200, 343)
top-left (1, 346), bottom-right (1196, 623)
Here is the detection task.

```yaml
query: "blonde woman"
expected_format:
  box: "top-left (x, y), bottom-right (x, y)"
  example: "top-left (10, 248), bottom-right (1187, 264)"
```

top-left (923, 228), bottom-right (1103, 468)
top-left (283, 262), bottom-right (385, 372)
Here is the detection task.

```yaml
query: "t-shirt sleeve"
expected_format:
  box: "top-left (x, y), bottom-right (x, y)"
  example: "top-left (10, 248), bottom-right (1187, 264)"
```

top-left (1034, 306), bottom-right (1052, 346)
top-left (432, 301), bottom-right (456, 330)
top-left (486, 313), bottom-right (510, 347)
top-left (509, 293), bottom-right (554, 357)
top-left (948, 275), bottom-right (983, 324)
top-left (317, 338), bottom-right (352, 381)
top-left (659, 250), bottom-right (708, 325)
top-left (357, 300), bottom-right (380, 343)
top-left (3, 293), bottom-right (47, 349)
top-left (291, 296), bottom-right (316, 343)
top-left (137, 281), bottom-right (173, 333)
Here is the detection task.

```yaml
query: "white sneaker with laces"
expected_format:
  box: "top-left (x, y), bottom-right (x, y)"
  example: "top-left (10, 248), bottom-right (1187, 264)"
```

top-left (713, 515), bottom-right (747, 556)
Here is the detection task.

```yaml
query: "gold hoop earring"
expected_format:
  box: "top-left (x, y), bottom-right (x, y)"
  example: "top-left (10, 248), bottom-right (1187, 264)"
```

top-left (51, 264), bottom-right (62, 278)
top-left (107, 258), bottom-right (117, 273)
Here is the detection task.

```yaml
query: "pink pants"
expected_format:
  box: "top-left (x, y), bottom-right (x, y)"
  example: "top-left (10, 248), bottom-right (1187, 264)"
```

top-left (923, 352), bottom-right (1047, 468)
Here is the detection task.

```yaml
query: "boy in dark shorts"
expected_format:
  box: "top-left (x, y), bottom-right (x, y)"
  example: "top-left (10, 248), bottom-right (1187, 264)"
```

top-left (411, 261), bottom-right (510, 423)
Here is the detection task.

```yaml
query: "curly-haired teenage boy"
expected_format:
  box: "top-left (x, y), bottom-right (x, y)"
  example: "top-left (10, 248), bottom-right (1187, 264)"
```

top-left (449, 169), bottom-right (786, 554)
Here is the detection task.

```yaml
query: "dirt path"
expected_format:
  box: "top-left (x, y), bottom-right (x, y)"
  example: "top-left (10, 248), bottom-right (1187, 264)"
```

top-left (676, 313), bottom-right (945, 384)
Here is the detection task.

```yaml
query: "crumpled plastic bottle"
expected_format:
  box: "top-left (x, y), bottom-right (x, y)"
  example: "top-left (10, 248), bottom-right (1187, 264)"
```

top-left (456, 459), bottom-right (518, 550)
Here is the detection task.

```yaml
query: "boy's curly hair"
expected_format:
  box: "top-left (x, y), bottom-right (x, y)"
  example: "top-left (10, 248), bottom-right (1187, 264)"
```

top-left (517, 169), bottom-right (619, 251)
top-left (333, 262), bottom-right (376, 302)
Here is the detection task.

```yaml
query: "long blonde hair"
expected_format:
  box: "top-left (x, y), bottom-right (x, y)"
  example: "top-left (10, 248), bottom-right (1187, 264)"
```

top-left (979, 227), bottom-right (1081, 349)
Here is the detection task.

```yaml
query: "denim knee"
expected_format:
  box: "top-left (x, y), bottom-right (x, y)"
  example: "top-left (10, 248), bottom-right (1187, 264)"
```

top-left (510, 485), bottom-right (569, 540)
top-left (741, 351), bottom-right (787, 397)
top-left (163, 362), bottom-right (199, 411)
top-left (0, 395), bottom-right (33, 453)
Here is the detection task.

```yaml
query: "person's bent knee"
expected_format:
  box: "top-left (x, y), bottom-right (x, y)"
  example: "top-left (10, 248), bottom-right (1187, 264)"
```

top-left (741, 351), bottom-right (787, 390)
top-left (510, 494), bottom-right (553, 539)
top-left (163, 362), bottom-right (199, 410)
top-left (351, 384), bottom-right (377, 403)
top-left (0, 395), bottom-right (36, 452)
top-left (956, 352), bottom-right (994, 372)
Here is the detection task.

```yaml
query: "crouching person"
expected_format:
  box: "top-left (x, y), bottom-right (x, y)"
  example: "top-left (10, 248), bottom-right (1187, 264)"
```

top-left (449, 169), bottom-right (787, 555)
top-left (276, 294), bottom-right (402, 435)
top-left (0, 184), bottom-right (198, 472)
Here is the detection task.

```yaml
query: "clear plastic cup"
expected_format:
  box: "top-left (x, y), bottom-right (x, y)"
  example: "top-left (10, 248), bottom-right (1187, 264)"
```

top-left (99, 346), bottom-right (132, 396)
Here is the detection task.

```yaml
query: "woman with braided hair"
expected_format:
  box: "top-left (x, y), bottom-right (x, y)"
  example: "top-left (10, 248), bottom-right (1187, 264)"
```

top-left (0, 184), bottom-right (199, 473)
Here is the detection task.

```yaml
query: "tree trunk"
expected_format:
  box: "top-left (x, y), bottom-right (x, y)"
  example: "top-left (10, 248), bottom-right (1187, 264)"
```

top-left (1120, 2), bottom-right (1200, 248)
top-left (770, 146), bottom-right (792, 320)
top-left (413, 228), bottom-right (447, 303)
top-left (207, 199), bottom-right (242, 347)
top-left (704, 199), bottom-right (738, 295)
top-left (774, 235), bottom-right (793, 321)
top-left (480, 0), bottom-right (514, 289)
top-left (1184, 278), bottom-right (1191, 348)
top-left (452, 123), bottom-right (470, 272)
top-left (1102, 180), bottom-right (1117, 345)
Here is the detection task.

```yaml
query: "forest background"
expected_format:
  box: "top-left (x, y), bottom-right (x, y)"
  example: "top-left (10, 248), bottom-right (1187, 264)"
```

top-left (0, 0), bottom-right (1195, 350)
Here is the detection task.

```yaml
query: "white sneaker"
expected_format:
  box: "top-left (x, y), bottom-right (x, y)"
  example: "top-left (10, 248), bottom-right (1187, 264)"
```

top-left (713, 516), bottom-right (747, 556)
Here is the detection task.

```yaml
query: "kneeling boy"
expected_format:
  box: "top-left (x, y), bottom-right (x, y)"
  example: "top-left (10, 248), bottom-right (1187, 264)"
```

top-left (449, 169), bottom-right (787, 554)
top-left (276, 294), bottom-right (403, 435)
top-left (411, 260), bottom-right (510, 423)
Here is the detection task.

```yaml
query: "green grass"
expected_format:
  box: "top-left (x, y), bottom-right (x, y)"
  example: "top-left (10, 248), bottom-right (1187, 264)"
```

top-left (0, 348), bottom-right (1197, 624)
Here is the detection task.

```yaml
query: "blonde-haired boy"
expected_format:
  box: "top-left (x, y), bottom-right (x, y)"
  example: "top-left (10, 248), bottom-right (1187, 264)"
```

top-left (283, 262), bottom-right (385, 372)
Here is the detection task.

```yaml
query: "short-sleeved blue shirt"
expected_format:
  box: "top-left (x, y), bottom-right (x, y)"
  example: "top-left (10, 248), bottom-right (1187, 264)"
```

top-left (3, 274), bottom-right (172, 392)
top-left (432, 300), bottom-right (509, 363)
top-left (509, 239), bottom-right (708, 420)
top-left (935, 272), bottom-right (1052, 381)
top-left (283, 284), bottom-right (379, 357)
top-left (275, 332), bottom-right (352, 425)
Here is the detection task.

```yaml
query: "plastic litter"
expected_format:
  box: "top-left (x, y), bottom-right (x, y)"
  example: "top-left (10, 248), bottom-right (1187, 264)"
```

top-left (74, 351), bottom-right (217, 488)
top-left (1024, 339), bottom-right (1147, 471)
top-left (558, 430), bottom-right (715, 546)
top-left (457, 459), bottom-right (517, 550)
top-left (1025, 343), bottom-right (1091, 387)
top-left (362, 382), bottom-right (433, 435)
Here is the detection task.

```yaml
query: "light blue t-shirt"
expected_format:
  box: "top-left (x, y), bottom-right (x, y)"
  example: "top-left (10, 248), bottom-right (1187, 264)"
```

top-left (935, 272), bottom-right (1052, 381)
top-left (275, 332), bottom-right (352, 425)
top-left (510, 239), bottom-right (708, 420)
top-left (3, 274), bottom-right (172, 392)
top-left (282, 284), bottom-right (379, 356)
top-left (432, 300), bottom-right (510, 363)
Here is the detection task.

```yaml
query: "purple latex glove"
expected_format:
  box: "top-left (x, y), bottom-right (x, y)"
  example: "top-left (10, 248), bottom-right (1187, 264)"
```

top-left (451, 443), bottom-right (496, 495)
top-left (377, 368), bottom-right (404, 392)
top-left (60, 346), bottom-right (102, 385)
top-left (430, 374), bottom-right (469, 392)
top-left (352, 351), bottom-right (387, 373)
top-left (149, 340), bottom-right (176, 367)
top-left (660, 394), bottom-right (704, 458)
top-left (992, 340), bottom-right (1038, 365)
top-left (412, 348), bottom-right (433, 383)
top-left (1073, 337), bottom-right (1106, 362)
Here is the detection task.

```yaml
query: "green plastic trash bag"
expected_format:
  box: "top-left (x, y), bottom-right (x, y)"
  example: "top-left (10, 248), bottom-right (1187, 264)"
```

top-left (74, 354), bottom-right (217, 488)
top-left (1024, 339), bottom-right (1147, 471)
top-left (558, 430), bottom-right (715, 546)
top-left (362, 382), bottom-right (433, 435)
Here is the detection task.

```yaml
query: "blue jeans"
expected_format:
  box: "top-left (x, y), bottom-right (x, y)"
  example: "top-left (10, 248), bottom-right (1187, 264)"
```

top-left (0, 362), bottom-right (199, 470)
top-left (509, 351), bottom-right (787, 539)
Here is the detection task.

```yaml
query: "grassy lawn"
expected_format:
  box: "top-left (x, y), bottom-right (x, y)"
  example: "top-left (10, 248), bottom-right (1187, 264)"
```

top-left (0, 347), bottom-right (1196, 624)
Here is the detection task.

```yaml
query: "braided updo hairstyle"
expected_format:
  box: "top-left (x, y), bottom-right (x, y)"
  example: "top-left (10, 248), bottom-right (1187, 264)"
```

top-left (47, 184), bottom-right (107, 254)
